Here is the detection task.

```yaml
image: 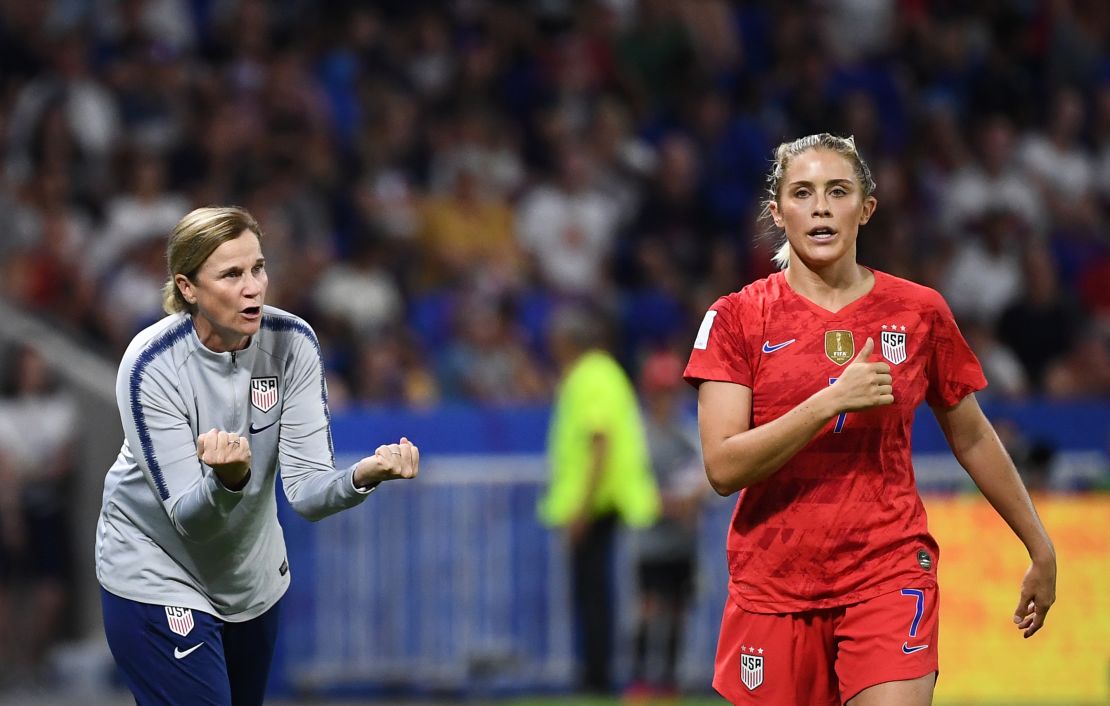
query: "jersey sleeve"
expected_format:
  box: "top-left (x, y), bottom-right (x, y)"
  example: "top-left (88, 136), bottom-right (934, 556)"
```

top-left (684, 296), bottom-right (753, 388)
top-left (277, 322), bottom-right (372, 521)
top-left (118, 349), bottom-right (246, 542)
top-left (925, 290), bottom-right (988, 408)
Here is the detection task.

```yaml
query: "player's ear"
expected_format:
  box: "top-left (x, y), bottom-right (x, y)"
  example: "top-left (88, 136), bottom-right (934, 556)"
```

top-left (768, 200), bottom-right (785, 229)
top-left (859, 195), bottom-right (877, 225)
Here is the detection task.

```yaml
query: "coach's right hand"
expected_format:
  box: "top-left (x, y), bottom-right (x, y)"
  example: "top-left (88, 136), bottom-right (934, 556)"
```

top-left (827, 338), bottom-right (894, 412)
top-left (197, 429), bottom-right (252, 490)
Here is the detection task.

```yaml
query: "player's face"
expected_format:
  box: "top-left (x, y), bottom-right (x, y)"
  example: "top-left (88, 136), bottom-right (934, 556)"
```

top-left (177, 230), bottom-right (267, 352)
top-left (769, 149), bottom-right (876, 270)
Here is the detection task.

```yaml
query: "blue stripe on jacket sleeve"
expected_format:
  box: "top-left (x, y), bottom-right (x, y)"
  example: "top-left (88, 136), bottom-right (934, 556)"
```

top-left (129, 320), bottom-right (193, 501)
top-left (261, 316), bottom-right (335, 463)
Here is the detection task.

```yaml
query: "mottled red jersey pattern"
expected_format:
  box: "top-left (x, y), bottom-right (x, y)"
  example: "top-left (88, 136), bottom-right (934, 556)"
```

top-left (685, 269), bottom-right (986, 613)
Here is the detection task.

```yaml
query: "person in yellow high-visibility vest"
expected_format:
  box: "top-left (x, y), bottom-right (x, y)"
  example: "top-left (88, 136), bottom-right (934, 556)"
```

top-left (539, 306), bottom-right (660, 694)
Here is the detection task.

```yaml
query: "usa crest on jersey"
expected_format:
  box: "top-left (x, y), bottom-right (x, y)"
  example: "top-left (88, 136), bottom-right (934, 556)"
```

top-left (740, 647), bottom-right (764, 690)
top-left (881, 331), bottom-right (907, 365)
top-left (251, 377), bottom-right (279, 412)
top-left (165, 606), bottom-right (194, 637)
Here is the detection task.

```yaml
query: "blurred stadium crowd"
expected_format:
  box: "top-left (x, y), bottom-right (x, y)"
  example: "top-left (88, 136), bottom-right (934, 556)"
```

top-left (0, 0), bottom-right (1108, 406)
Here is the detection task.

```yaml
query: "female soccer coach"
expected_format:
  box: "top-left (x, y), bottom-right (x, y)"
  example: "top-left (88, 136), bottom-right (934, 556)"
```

top-left (95, 206), bottom-right (419, 705)
top-left (685, 134), bottom-right (1055, 706)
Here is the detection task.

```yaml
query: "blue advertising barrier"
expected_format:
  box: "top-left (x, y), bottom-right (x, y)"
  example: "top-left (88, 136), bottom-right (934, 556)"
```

top-left (272, 401), bottom-right (1109, 698)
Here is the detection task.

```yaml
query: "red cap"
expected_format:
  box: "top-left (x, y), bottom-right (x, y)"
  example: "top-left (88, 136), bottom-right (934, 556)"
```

top-left (640, 351), bottom-right (685, 394)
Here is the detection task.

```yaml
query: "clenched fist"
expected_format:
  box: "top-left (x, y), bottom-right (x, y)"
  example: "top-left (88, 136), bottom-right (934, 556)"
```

top-left (197, 429), bottom-right (252, 490)
top-left (352, 436), bottom-right (420, 489)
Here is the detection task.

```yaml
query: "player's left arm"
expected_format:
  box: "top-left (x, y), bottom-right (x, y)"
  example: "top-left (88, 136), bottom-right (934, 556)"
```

top-left (931, 393), bottom-right (1056, 638)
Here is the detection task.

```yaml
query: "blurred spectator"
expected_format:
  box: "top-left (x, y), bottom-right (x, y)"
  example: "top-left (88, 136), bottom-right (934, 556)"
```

top-left (1097, 82), bottom-right (1110, 201)
top-left (1044, 330), bottom-right (1110, 399)
top-left (1077, 253), bottom-right (1110, 327)
top-left (588, 96), bottom-right (655, 228)
top-left (615, 0), bottom-right (695, 117)
top-left (619, 133), bottom-right (718, 293)
top-left (98, 237), bottom-right (169, 351)
top-left (0, 345), bottom-right (76, 685)
top-left (997, 247), bottom-right (1088, 389)
top-left (516, 142), bottom-right (621, 297)
top-left (311, 233), bottom-right (403, 337)
top-left (437, 295), bottom-right (547, 405)
top-left (405, 10), bottom-right (456, 102)
top-left (0, 169), bottom-right (93, 319)
top-left (109, 41), bottom-right (190, 155)
top-left (940, 114), bottom-right (1045, 237)
top-left (428, 106), bottom-right (525, 199)
top-left (684, 86), bottom-right (767, 227)
top-left (963, 319), bottom-right (1029, 401)
top-left (627, 350), bottom-right (706, 701)
top-left (418, 157), bottom-right (521, 292)
top-left (77, 0), bottom-right (196, 53)
top-left (938, 208), bottom-right (1027, 325)
top-left (1019, 88), bottom-right (1097, 216)
top-left (90, 151), bottom-right (188, 275)
top-left (676, 0), bottom-right (742, 75)
top-left (350, 332), bottom-right (441, 409)
top-left (4, 32), bottom-right (119, 193)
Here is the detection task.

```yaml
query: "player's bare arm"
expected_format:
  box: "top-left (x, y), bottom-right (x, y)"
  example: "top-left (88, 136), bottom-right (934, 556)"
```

top-left (353, 436), bottom-right (421, 488)
top-left (699, 337), bottom-right (893, 495)
top-left (197, 428), bottom-right (252, 490)
top-left (932, 393), bottom-right (1057, 638)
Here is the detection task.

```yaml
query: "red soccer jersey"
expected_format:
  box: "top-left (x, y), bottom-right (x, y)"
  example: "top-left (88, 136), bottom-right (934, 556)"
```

top-left (685, 269), bottom-right (986, 613)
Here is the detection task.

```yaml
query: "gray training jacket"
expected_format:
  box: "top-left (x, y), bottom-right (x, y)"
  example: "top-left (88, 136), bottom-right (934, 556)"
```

top-left (95, 306), bottom-right (372, 621)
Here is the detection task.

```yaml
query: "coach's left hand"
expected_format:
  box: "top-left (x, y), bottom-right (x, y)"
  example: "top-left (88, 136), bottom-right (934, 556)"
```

top-left (1013, 554), bottom-right (1056, 638)
top-left (353, 437), bottom-right (420, 488)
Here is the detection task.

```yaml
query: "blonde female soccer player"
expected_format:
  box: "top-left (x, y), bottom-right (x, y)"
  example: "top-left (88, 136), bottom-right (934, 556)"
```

top-left (685, 134), bottom-right (1056, 706)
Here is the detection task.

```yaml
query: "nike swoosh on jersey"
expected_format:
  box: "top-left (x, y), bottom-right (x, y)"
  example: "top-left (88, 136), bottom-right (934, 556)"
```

top-left (174, 643), bottom-right (204, 659)
top-left (762, 339), bottom-right (797, 353)
top-left (249, 419), bottom-right (278, 434)
top-left (901, 642), bottom-right (929, 654)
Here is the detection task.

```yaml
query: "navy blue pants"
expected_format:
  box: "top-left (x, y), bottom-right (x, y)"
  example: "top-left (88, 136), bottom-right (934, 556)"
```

top-left (101, 588), bottom-right (280, 706)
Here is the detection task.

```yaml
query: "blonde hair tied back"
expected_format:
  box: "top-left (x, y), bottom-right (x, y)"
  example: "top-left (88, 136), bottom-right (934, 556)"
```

top-left (759, 134), bottom-right (876, 269)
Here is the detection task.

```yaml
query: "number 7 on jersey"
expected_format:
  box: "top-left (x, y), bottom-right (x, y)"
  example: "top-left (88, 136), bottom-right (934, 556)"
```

top-left (828, 377), bottom-right (847, 433)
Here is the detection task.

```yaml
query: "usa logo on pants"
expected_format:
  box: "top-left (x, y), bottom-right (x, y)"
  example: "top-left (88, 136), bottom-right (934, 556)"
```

top-left (740, 650), bottom-right (764, 690)
top-left (165, 606), bottom-right (194, 637)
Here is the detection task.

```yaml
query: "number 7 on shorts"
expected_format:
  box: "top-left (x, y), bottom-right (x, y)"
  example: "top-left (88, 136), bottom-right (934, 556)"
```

top-left (900, 588), bottom-right (930, 653)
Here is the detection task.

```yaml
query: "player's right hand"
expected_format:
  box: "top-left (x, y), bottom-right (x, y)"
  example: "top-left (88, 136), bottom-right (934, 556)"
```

top-left (828, 338), bottom-right (894, 412)
top-left (197, 428), bottom-right (252, 489)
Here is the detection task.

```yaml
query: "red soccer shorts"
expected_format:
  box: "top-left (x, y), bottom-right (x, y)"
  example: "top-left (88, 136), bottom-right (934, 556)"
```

top-left (713, 586), bottom-right (939, 705)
